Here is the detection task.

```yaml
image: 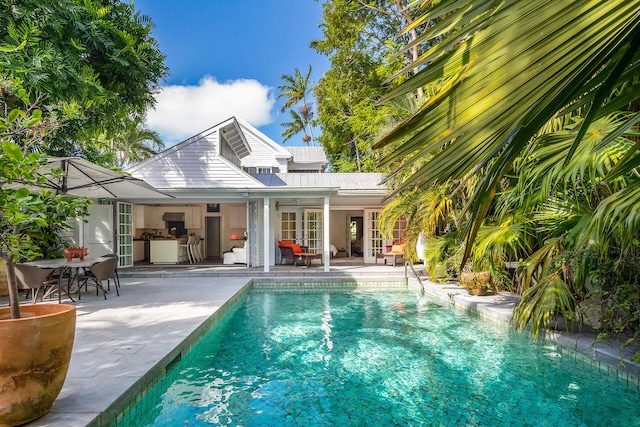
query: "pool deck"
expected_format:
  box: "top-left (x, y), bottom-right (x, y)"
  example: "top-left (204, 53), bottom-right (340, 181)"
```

top-left (2, 263), bottom-right (638, 426)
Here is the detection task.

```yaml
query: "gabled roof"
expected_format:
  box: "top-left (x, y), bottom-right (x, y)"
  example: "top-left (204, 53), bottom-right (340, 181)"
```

top-left (126, 117), bottom-right (262, 190)
top-left (236, 117), bottom-right (291, 159)
top-left (127, 116), bottom-right (387, 196)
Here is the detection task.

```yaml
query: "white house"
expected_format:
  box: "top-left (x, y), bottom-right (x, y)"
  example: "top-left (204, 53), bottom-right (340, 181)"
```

top-left (100, 117), bottom-right (404, 271)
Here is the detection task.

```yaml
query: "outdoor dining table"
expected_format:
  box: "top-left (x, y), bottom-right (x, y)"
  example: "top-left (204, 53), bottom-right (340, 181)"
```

top-left (25, 256), bottom-right (109, 303)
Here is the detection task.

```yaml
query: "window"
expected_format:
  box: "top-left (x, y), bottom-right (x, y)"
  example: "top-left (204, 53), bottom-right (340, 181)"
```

top-left (257, 167), bottom-right (272, 173)
top-left (281, 212), bottom-right (297, 241)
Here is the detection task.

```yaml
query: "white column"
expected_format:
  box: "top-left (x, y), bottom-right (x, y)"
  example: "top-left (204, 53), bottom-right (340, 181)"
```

top-left (323, 195), bottom-right (330, 272)
top-left (263, 197), bottom-right (270, 272)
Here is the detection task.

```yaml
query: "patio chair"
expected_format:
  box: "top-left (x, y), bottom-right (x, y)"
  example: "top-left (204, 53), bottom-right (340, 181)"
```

top-left (14, 263), bottom-right (57, 304)
top-left (279, 245), bottom-right (296, 265)
top-left (101, 253), bottom-right (121, 294)
top-left (78, 257), bottom-right (118, 300)
top-left (375, 242), bottom-right (405, 267)
top-left (278, 243), bottom-right (320, 266)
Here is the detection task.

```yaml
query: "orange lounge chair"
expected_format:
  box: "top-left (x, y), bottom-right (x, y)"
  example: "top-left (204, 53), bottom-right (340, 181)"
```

top-left (375, 242), bottom-right (405, 267)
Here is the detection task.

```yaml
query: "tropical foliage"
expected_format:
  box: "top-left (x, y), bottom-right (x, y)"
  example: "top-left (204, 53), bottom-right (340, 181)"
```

top-left (0, 0), bottom-right (168, 164)
top-left (0, 0), bottom-right (167, 318)
top-left (0, 80), bottom-right (91, 319)
top-left (312, 0), bottom-right (423, 171)
top-left (373, 0), bottom-right (640, 350)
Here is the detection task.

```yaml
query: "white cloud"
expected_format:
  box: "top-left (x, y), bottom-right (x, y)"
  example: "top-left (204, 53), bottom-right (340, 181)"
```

top-left (146, 76), bottom-right (275, 145)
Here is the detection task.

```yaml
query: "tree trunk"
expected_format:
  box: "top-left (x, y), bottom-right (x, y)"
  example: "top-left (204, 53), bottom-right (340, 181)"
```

top-left (4, 254), bottom-right (20, 319)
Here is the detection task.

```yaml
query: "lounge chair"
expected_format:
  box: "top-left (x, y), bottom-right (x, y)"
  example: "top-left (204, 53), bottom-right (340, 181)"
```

top-left (375, 242), bottom-right (405, 267)
top-left (278, 242), bottom-right (322, 266)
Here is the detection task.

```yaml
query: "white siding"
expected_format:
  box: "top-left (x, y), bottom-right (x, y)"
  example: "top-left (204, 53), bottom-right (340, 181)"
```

top-left (129, 131), bottom-right (262, 189)
top-left (237, 119), bottom-right (291, 170)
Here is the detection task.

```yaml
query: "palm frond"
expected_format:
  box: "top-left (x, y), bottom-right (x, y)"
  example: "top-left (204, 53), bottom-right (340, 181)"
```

top-left (512, 273), bottom-right (578, 339)
top-left (375, 0), bottom-right (640, 258)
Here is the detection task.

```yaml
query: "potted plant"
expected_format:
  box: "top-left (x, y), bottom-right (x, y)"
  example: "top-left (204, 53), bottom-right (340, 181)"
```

top-left (0, 89), bottom-right (91, 425)
top-left (459, 241), bottom-right (493, 296)
top-left (460, 269), bottom-right (492, 296)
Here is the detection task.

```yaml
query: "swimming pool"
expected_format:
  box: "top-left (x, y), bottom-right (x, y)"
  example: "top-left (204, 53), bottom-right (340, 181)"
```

top-left (119, 284), bottom-right (640, 426)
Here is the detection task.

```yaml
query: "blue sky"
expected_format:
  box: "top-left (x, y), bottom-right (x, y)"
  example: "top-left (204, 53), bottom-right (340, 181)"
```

top-left (132, 0), bottom-right (329, 147)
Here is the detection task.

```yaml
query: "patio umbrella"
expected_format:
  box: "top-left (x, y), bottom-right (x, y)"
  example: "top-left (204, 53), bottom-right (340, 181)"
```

top-left (12, 156), bottom-right (173, 199)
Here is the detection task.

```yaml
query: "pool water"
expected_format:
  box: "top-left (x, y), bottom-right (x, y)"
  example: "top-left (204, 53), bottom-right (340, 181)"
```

top-left (119, 287), bottom-right (640, 426)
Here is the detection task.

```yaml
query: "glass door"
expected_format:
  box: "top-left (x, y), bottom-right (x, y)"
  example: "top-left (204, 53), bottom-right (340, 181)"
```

top-left (364, 209), bottom-right (383, 263)
top-left (303, 209), bottom-right (323, 254)
top-left (117, 202), bottom-right (133, 267)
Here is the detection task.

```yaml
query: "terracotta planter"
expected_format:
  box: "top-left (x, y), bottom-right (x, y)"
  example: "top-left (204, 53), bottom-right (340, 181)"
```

top-left (460, 271), bottom-right (491, 296)
top-left (0, 304), bottom-right (76, 426)
top-left (63, 247), bottom-right (87, 261)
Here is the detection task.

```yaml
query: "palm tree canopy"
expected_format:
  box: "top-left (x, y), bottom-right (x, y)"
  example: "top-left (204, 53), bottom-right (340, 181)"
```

top-left (375, 0), bottom-right (640, 258)
top-left (277, 65), bottom-right (313, 113)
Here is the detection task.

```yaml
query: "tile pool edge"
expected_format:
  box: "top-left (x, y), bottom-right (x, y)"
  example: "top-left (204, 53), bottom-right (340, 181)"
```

top-left (88, 280), bottom-right (254, 427)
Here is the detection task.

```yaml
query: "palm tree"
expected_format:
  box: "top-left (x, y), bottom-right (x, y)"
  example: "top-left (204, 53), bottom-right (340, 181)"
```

top-left (109, 117), bottom-right (164, 167)
top-left (278, 65), bottom-right (316, 146)
top-left (375, 0), bottom-right (640, 260)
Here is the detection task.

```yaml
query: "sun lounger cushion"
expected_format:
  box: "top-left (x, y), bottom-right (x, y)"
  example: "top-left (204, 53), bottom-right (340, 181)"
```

top-left (292, 244), bottom-right (302, 254)
top-left (391, 243), bottom-right (404, 254)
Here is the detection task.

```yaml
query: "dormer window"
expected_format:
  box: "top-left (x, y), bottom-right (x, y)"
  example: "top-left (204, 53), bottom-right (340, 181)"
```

top-left (258, 167), bottom-right (272, 174)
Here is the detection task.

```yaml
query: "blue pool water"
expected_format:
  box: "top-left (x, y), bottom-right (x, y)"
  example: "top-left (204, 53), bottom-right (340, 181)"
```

top-left (120, 286), bottom-right (640, 426)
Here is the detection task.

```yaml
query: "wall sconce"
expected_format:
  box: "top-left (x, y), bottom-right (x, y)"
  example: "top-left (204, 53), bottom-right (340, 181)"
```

top-left (275, 201), bottom-right (279, 211)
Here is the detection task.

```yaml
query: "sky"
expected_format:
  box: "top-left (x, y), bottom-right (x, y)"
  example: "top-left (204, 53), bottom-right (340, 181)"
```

top-left (132, 0), bottom-right (329, 147)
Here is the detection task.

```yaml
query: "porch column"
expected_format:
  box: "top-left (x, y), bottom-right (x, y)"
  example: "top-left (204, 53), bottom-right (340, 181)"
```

top-left (323, 195), bottom-right (330, 272)
top-left (263, 197), bottom-right (270, 272)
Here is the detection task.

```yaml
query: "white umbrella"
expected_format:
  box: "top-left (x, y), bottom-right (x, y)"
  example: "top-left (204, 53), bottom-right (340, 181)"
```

top-left (13, 156), bottom-right (173, 199)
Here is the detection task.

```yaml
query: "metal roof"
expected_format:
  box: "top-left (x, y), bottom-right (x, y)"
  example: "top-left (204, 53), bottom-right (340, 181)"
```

top-left (252, 172), bottom-right (387, 191)
top-left (285, 147), bottom-right (328, 164)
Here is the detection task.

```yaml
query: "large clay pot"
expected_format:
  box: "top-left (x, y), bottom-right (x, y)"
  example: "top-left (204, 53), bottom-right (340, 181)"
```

top-left (0, 304), bottom-right (76, 426)
top-left (460, 271), bottom-right (491, 296)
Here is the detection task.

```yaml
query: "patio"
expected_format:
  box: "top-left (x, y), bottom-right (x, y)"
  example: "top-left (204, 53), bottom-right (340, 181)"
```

top-left (2, 264), bottom-right (638, 426)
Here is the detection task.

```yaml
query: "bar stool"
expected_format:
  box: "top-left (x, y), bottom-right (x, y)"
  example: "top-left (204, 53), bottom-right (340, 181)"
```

top-left (178, 238), bottom-right (190, 264)
top-left (190, 236), bottom-right (203, 262)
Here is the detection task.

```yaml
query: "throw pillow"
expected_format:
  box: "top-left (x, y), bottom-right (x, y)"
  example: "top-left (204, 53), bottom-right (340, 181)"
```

top-left (391, 244), bottom-right (404, 254)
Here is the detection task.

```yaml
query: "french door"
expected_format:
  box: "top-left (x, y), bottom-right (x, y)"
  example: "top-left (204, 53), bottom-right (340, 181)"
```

top-left (303, 209), bottom-right (323, 254)
top-left (364, 209), bottom-right (383, 263)
top-left (117, 202), bottom-right (133, 267)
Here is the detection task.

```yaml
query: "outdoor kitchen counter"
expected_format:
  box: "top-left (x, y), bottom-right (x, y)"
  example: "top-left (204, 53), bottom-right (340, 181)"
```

top-left (149, 238), bottom-right (187, 264)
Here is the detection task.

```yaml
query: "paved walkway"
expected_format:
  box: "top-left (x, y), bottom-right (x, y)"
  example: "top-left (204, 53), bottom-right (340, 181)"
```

top-left (2, 266), bottom-right (637, 426)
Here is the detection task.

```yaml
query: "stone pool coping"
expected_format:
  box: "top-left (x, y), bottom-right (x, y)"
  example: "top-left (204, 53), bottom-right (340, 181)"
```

top-left (410, 277), bottom-right (640, 383)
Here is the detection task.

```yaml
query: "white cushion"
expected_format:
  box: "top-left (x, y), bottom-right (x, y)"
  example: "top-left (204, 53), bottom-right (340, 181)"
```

top-left (232, 245), bottom-right (246, 264)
